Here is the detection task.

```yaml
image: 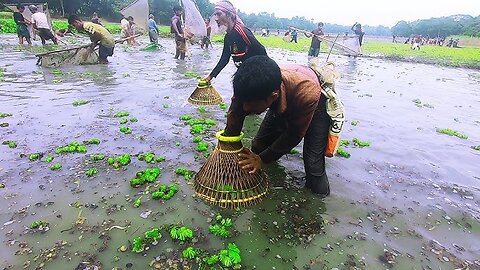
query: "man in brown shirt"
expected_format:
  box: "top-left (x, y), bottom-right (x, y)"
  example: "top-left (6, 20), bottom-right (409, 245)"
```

top-left (225, 56), bottom-right (332, 196)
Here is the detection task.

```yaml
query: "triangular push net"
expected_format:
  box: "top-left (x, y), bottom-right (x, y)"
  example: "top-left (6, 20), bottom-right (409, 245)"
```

top-left (188, 80), bottom-right (223, 105)
top-left (36, 47), bottom-right (98, 67)
top-left (120, 0), bottom-right (149, 33)
top-left (322, 35), bottom-right (361, 56)
top-left (181, 0), bottom-right (207, 41)
top-left (194, 131), bottom-right (269, 208)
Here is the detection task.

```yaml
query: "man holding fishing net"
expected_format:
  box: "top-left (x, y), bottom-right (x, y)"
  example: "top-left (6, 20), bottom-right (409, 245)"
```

top-left (224, 56), bottom-right (345, 197)
top-left (68, 15), bottom-right (115, 64)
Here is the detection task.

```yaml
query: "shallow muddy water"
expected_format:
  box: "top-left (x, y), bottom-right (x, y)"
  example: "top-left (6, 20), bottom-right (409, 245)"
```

top-left (0, 34), bottom-right (479, 270)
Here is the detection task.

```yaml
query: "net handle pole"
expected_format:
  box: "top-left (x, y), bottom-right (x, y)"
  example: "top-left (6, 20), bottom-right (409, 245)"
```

top-left (289, 26), bottom-right (358, 55)
top-left (326, 33), bottom-right (340, 62)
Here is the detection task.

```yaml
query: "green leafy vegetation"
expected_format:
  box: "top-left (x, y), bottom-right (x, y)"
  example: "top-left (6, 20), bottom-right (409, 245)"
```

top-left (131, 236), bottom-right (144, 253)
top-left (289, 149), bottom-right (300, 154)
top-left (169, 226), bottom-right (194, 242)
top-left (175, 167), bottom-right (194, 180)
top-left (85, 168), bottom-right (99, 177)
top-left (119, 127), bottom-right (132, 134)
top-left (50, 163), bottom-right (62, 171)
top-left (130, 118), bottom-right (138, 122)
top-left (133, 197), bottom-right (142, 208)
top-left (351, 120), bottom-right (359, 126)
top-left (138, 152), bottom-right (165, 164)
top-left (107, 153), bottom-right (131, 169)
top-left (31, 220), bottom-right (48, 229)
top-left (180, 114), bottom-right (193, 121)
top-left (83, 138), bottom-right (101, 145)
top-left (336, 148), bottom-right (351, 158)
top-left (151, 184), bottom-right (179, 200)
top-left (353, 138), bottom-right (371, 147)
top-left (2, 140), bottom-right (17, 148)
top-left (119, 118), bottom-right (128, 124)
top-left (436, 128), bottom-right (468, 139)
top-left (28, 153), bottom-right (42, 161)
top-left (182, 247), bottom-right (200, 260)
top-left (185, 71), bottom-right (201, 79)
top-left (90, 154), bottom-right (105, 161)
top-left (129, 168), bottom-right (161, 187)
top-left (197, 106), bottom-right (207, 113)
top-left (219, 103), bottom-right (228, 110)
top-left (197, 141), bottom-right (209, 152)
top-left (0, 112), bottom-right (13, 118)
top-left (114, 111), bottom-right (129, 118)
top-left (55, 141), bottom-right (87, 154)
top-left (44, 156), bottom-right (54, 163)
top-left (472, 145), bottom-right (480, 151)
top-left (209, 214), bottom-right (234, 238)
top-left (72, 100), bottom-right (90, 106)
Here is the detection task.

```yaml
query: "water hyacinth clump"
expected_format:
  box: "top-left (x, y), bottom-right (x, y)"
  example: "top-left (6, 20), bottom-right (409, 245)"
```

top-left (55, 141), bottom-right (87, 154)
top-left (151, 184), bottom-right (179, 200)
top-left (107, 153), bottom-right (131, 169)
top-left (175, 167), bottom-right (194, 180)
top-left (436, 128), bottom-right (468, 139)
top-left (129, 168), bottom-right (161, 187)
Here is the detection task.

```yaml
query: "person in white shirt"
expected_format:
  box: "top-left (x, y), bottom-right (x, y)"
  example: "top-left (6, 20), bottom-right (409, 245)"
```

top-left (29, 5), bottom-right (57, 45)
top-left (120, 16), bottom-right (130, 41)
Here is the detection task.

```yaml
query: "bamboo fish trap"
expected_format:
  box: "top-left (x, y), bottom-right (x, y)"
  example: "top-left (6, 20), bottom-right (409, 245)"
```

top-left (188, 79), bottom-right (223, 105)
top-left (194, 131), bottom-right (269, 208)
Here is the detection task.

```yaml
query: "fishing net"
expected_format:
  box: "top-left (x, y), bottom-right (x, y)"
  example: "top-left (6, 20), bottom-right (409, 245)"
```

top-left (120, 0), bottom-right (149, 33)
top-left (322, 35), bottom-right (361, 56)
top-left (181, 0), bottom-right (207, 41)
top-left (209, 16), bottom-right (227, 36)
top-left (188, 79), bottom-right (223, 105)
top-left (194, 131), bottom-right (269, 208)
top-left (37, 47), bottom-right (98, 67)
top-left (141, 43), bottom-right (162, 51)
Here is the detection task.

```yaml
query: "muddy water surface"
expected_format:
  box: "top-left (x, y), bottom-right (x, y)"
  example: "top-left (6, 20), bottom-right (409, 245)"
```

top-left (0, 34), bottom-right (479, 270)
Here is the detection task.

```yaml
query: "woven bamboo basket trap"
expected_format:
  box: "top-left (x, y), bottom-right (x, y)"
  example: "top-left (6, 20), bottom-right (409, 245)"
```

top-left (188, 79), bottom-right (224, 105)
top-left (194, 131), bottom-right (269, 208)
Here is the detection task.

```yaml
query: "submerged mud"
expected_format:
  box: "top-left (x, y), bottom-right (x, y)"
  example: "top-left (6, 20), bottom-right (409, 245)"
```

top-left (0, 34), bottom-right (479, 270)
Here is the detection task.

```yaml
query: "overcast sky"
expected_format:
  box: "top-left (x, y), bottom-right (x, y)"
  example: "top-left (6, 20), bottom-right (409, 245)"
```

top-left (224, 0), bottom-right (480, 27)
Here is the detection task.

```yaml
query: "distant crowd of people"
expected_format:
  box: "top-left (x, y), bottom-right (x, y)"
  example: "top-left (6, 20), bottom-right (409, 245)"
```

top-left (400, 35), bottom-right (461, 50)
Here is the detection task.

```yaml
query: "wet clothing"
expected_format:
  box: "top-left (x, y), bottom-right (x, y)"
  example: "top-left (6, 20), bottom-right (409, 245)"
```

top-left (99, 45), bottom-right (114, 60)
top-left (37, 28), bottom-right (55, 41)
top-left (352, 26), bottom-right (365, 46)
top-left (171, 15), bottom-right (183, 39)
top-left (31, 12), bottom-right (50, 29)
top-left (83, 22), bottom-right (115, 48)
top-left (209, 22), bottom-right (267, 78)
top-left (226, 64), bottom-right (331, 195)
top-left (13, 12), bottom-right (30, 38)
top-left (309, 28), bottom-right (323, 56)
top-left (148, 18), bottom-right (159, 43)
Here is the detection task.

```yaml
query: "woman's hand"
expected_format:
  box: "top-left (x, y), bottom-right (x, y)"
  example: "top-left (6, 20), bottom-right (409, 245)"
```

top-left (238, 148), bottom-right (262, 174)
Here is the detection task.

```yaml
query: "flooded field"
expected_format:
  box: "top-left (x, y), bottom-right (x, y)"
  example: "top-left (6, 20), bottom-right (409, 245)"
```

top-left (1, 34), bottom-right (479, 270)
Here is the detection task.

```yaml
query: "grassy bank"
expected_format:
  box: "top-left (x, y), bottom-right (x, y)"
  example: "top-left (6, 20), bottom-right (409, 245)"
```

top-left (213, 35), bottom-right (480, 69)
top-left (0, 18), bottom-right (122, 34)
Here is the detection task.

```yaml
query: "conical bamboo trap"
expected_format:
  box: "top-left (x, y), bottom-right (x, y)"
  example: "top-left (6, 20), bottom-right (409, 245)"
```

top-left (188, 80), bottom-right (223, 105)
top-left (194, 131), bottom-right (269, 208)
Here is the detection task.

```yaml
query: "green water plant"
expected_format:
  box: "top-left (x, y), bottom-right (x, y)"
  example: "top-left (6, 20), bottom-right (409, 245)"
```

top-left (182, 247), bottom-right (200, 260)
top-left (0, 113), bottom-right (13, 118)
top-left (50, 163), bottom-right (62, 171)
top-left (85, 168), bottom-right (99, 177)
top-left (114, 111), bottom-right (129, 118)
top-left (31, 220), bottom-right (49, 229)
top-left (0, 123), bottom-right (9, 127)
top-left (90, 154), bottom-right (105, 161)
top-left (151, 184), bottom-right (179, 200)
top-left (197, 141), bottom-right (209, 152)
top-left (190, 124), bottom-right (204, 134)
top-left (192, 136), bottom-right (202, 143)
top-left (44, 156), bottom-right (54, 163)
top-left (351, 120), bottom-right (359, 126)
top-left (72, 100), bottom-right (90, 106)
top-left (170, 226), bottom-right (194, 242)
top-left (133, 197), bottom-right (142, 208)
top-left (129, 168), bottom-right (161, 187)
top-left (83, 138), bottom-right (101, 145)
top-left (138, 152), bottom-right (157, 163)
top-left (218, 243), bottom-right (241, 268)
top-left (209, 214), bottom-right (233, 238)
top-left (130, 118), bottom-right (138, 122)
top-left (185, 71), bottom-right (201, 79)
top-left (2, 140), bottom-right (17, 148)
top-left (131, 236), bottom-right (144, 253)
top-left (119, 118), bottom-right (128, 124)
top-left (55, 141), bottom-right (87, 154)
top-left (436, 128), bottom-right (468, 139)
top-left (180, 114), bottom-right (193, 121)
top-left (219, 103), bottom-right (227, 110)
top-left (472, 145), bottom-right (480, 151)
top-left (156, 156), bottom-right (166, 162)
top-left (107, 153), bottom-right (131, 169)
top-left (119, 127), bottom-right (132, 134)
top-left (197, 106), bottom-right (207, 113)
top-left (289, 149), bottom-right (300, 154)
top-left (144, 228), bottom-right (162, 241)
top-left (175, 167), bottom-right (194, 180)
top-left (336, 148), bottom-right (351, 158)
top-left (353, 138), bottom-right (370, 147)
top-left (28, 153), bottom-right (42, 161)
top-left (340, 140), bottom-right (350, 146)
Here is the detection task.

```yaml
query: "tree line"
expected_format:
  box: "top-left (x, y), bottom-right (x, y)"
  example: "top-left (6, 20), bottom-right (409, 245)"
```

top-left (3, 0), bottom-right (479, 37)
